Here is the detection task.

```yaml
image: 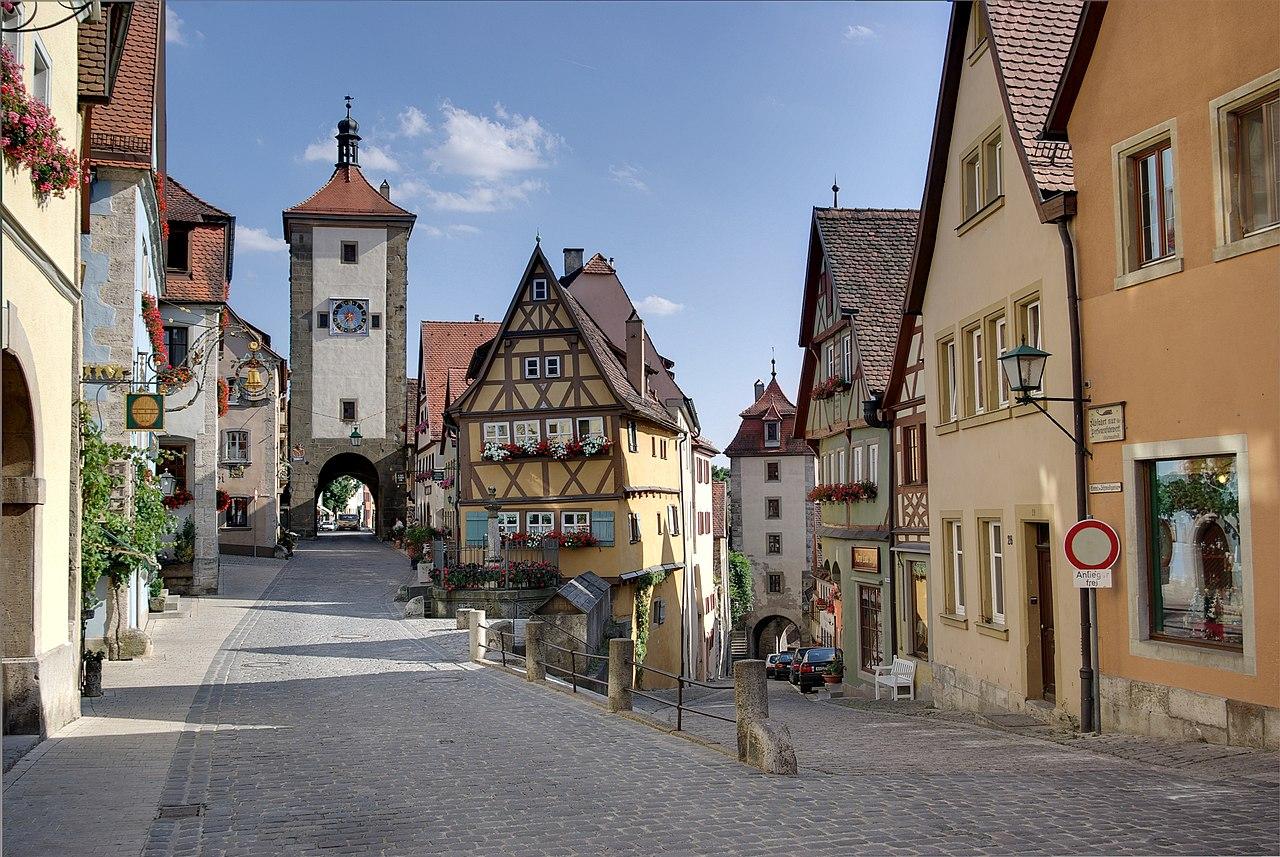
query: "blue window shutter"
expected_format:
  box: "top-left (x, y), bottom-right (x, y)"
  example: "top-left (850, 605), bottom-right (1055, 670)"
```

top-left (590, 511), bottom-right (615, 546)
top-left (465, 512), bottom-right (487, 546)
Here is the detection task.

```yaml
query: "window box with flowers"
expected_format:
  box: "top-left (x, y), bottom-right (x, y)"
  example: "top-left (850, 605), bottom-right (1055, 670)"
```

top-left (1, 45), bottom-right (82, 198)
top-left (807, 482), bottom-right (879, 503)
top-left (429, 560), bottom-right (560, 592)
top-left (812, 377), bottom-right (852, 400)
top-left (162, 488), bottom-right (193, 510)
top-left (481, 436), bottom-right (613, 462)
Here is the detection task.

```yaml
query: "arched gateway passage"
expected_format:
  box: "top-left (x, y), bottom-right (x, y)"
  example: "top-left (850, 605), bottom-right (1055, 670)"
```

top-left (314, 452), bottom-right (380, 535)
top-left (749, 612), bottom-right (808, 658)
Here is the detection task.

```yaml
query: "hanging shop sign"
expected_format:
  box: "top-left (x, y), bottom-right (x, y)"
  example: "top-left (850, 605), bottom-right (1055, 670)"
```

top-left (82, 363), bottom-right (130, 382)
top-left (125, 392), bottom-right (164, 431)
top-left (233, 342), bottom-right (273, 402)
top-left (1087, 402), bottom-right (1126, 444)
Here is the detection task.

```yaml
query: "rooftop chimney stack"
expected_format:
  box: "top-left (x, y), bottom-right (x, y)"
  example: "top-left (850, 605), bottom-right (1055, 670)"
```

top-left (563, 248), bottom-right (584, 277)
top-left (379, 180), bottom-right (391, 200)
top-left (754, 379), bottom-right (765, 400)
top-left (626, 311), bottom-right (647, 398)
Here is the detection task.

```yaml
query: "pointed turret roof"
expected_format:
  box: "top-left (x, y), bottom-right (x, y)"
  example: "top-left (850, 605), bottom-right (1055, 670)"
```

top-left (284, 164), bottom-right (415, 220)
top-left (725, 371), bottom-right (812, 458)
top-left (738, 377), bottom-right (798, 418)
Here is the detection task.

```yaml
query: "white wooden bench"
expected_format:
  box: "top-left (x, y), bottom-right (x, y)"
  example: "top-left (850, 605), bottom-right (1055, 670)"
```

top-left (873, 657), bottom-right (917, 701)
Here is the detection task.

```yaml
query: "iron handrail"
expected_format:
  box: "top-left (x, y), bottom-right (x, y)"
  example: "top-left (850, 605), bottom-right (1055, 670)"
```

top-left (625, 658), bottom-right (736, 730)
top-left (532, 641), bottom-right (607, 695)
top-left (541, 640), bottom-right (608, 661)
top-left (475, 627), bottom-right (526, 669)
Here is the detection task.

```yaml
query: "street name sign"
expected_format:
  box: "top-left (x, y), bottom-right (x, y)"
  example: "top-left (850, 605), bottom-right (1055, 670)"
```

top-left (1087, 402), bottom-right (1125, 443)
top-left (1065, 518), bottom-right (1119, 588)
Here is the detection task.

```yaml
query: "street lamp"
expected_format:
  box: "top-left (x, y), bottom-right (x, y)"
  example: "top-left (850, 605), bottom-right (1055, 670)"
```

top-left (349, 425), bottom-right (363, 447)
top-left (998, 341), bottom-right (1050, 399)
top-left (158, 472), bottom-right (177, 497)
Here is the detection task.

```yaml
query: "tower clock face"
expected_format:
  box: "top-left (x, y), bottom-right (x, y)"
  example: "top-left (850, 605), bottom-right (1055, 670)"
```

top-left (330, 299), bottom-right (369, 335)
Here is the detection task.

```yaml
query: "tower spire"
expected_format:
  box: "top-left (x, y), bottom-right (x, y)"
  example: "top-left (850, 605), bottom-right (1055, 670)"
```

top-left (771, 348), bottom-right (777, 380)
top-left (336, 95), bottom-right (361, 168)
top-left (832, 175), bottom-right (840, 208)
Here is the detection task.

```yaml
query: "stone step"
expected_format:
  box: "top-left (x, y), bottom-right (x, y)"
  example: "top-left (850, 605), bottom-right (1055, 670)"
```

top-left (163, 595), bottom-right (180, 612)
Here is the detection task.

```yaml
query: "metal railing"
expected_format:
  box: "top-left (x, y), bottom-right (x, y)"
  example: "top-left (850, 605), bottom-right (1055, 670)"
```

top-left (538, 640), bottom-right (608, 694)
top-left (474, 622), bottom-right (525, 670)
top-left (626, 662), bottom-right (736, 731)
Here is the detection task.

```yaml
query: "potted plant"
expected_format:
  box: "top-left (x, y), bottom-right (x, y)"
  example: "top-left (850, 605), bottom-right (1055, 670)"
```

top-left (148, 576), bottom-right (167, 613)
top-left (823, 652), bottom-right (844, 685)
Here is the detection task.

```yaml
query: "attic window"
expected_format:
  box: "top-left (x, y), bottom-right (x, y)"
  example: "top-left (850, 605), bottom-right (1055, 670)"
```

top-left (970, 2), bottom-right (988, 55)
top-left (764, 420), bottom-right (781, 448)
top-left (167, 226), bottom-right (191, 272)
top-left (531, 278), bottom-right (548, 301)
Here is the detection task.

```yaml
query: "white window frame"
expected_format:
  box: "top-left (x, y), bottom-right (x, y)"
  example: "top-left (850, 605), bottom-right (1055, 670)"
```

top-left (576, 416), bottom-right (604, 439)
top-left (853, 446), bottom-right (863, 483)
top-left (544, 355), bottom-right (562, 378)
top-left (562, 511), bottom-right (590, 533)
top-left (31, 35), bottom-right (51, 106)
top-left (948, 520), bottom-right (966, 618)
top-left (497, 512), bottom-right (520, 536)
top-left (825, 342), bottom-right (835, 380)
top-left (523, 357), bottom-right (540, 379)
top-left (841, 333), bottom-right (853, 380)
top-left (667, 505), bottom-right (680, 536)
top-left (1, 5), bottom-right (21, 63)
top-left (986, 520), bottom-right (1005, 626)
top-left (945, 339), bottom-right (958, 422)
top-left (223, 430), bottom-right (250, 464)
top-left (531, 278), bottom-right (548, 301)
top-left (994, 316), bottom-right (1010, 407)
top-left (513, 420), bottom-right (540, 445)
top-left (868, 443), bottom-right (879, 487)
top-left (527, 512), bottom-right (554, 535)
top-left (968, 327), bottom-right (985, 415)
top-left (483, 422), bottom-right (510, 443)
top-left (764, 420), bottom-right (780, 447)
top-left (546, 418), bottom-right (573, 442)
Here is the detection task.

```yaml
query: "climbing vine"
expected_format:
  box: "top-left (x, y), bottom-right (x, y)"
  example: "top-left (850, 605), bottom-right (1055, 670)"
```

top-left (727, 550), bottom-right (753, 627)
top-left (632, 568), bottom-right (669, 673)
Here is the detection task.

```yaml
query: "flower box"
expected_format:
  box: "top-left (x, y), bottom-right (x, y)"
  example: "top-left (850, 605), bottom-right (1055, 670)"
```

top-left (807, 481), bottom-right (878, 503)
top-left (481, 436), bottom-right (613, 462)
top-left (811, 377), bottom-right (851, 400)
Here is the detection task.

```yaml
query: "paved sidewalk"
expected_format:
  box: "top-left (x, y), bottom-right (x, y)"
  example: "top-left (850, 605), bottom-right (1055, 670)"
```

top-left (3, 556), bottom-right (285, 857)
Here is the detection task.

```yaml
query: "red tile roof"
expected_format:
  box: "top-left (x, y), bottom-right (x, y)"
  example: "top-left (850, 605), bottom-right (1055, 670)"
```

top-left (89, 0), bottom-right (158, 168)
top-left (284, 165), bottom-right (415, 219)
top-left (165, 225), bottom-right (229, 303)
top-left (725, 375), bottom-right (811, 457)
top-left (418, 321), bottom-right (501, 443)
top-left (166, 174), bottom-right (231, 223)
top-left (986, 0), bottom-right (1081, 195)
top-left (738, 377), bottom-right (797, 418)
top-left (812, 208), bottom-right (918, 394)
top-left (711, 480), bottom-right (727, 539)
top-left (581, 252), bottom-right (616, 275)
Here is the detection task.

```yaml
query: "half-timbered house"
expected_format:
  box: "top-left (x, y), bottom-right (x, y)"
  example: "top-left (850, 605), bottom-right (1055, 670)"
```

top-left (795, 206), bottom-right (918, 690)
top-left (445, 245), bottom-right (694, 684)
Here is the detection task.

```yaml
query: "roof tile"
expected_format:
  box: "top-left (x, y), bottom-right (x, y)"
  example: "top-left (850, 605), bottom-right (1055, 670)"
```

top-left (285, 165), bottom-right (415, 219)
top-left (90, 0), bottom-right (158, 167)
top-left (418, 321), bottom-right (501, 443)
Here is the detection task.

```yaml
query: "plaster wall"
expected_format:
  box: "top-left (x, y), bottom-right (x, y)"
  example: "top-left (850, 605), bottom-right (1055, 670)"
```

top-left (310, 226), bottom-right (388, 440)
top-left (920, 44), bottom-right (1081, 719)
top-left (1066, 1), bottom-right (1278, 732)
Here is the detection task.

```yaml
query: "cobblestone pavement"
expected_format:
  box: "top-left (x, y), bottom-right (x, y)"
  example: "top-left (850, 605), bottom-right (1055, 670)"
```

top-left (6, 535), bottom-right (1278, 856)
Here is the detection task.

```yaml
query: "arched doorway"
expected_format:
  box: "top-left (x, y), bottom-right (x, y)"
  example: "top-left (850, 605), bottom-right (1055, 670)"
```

top-left (3, 351), bottom-right (40, 734)
top-left (750, 613), bottom-right (805, 657)
top-left (314, 453), bottom-right (380, 536)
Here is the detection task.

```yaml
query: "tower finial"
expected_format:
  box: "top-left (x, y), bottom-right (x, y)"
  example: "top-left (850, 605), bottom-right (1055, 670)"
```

top-left (535, 228), bottom-right (541, 245)
top-left (771, 347), bottom-right (777, 379)
top-left (832, 175), bottom-right (840, 208)
top-left (336, 95), bottom-right (361, 168)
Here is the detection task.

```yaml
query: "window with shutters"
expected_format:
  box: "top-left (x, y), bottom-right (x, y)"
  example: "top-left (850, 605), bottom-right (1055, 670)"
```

top-left (527, 512), bottom-right (554, 536)
top-left (590, 511), bottom-right (616, 546)
top-left (629, 513), bottom-right (641, 543)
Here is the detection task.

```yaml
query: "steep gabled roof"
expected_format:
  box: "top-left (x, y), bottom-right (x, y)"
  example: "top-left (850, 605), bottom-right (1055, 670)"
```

top-left (163, 175), bottom-right (234, 304)
top-left (283, 165), bottom-right (416, 225)
top-left (986, 0), bottom-right (1084, 197)
top-left (739, 377), bottom-right (798, 418)
top-left (811, 208), bottom-right (919, 394)
top-left (725, 374), bottom-right (812, 458)
top-left (1044, 2), bottom-right (1110, 139)
top-left (418, 320), bottom-right (501, 444)
top-left (166, 174), bottom-right (231, 223)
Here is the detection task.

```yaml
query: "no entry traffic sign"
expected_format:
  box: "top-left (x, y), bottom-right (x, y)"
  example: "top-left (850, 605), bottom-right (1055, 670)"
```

top-left (1064, 519), bottom-right (1120, 588)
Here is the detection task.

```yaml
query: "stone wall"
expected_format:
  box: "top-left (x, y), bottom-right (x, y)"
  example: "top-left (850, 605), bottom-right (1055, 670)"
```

top-left (428, 586), bottom-right (557, 622)
top-left (931, 661), bottom-right (1075, 730)
top-left (1100, 674), bottom-right (1280, 750)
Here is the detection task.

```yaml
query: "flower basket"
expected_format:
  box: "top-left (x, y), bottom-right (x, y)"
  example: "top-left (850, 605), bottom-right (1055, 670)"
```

top-left (162, 488), bottom-right (193, 510)
top-left (215, 490), bottom-right (231, 513)
top-left (481, 436), bottom-right (613, 462)
top-left (807, 481), bottom-right (878, 503)
top-left (811, 377), bottom-right (852, 400)
top-left (1, 45), bottom-right (82, 198)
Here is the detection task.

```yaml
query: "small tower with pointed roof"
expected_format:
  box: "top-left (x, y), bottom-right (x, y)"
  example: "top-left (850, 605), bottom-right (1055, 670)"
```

top-left (284, 99), bottom-right (417, 538)
top-left (724, 365), bottom-right (816, 657)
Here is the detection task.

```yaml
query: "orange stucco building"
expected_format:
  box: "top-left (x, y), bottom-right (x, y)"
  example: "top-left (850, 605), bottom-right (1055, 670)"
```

top-left (1048, 0), bottom-right (1279, 747)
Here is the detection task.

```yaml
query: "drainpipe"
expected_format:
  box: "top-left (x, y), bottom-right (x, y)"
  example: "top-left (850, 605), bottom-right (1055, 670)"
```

top-left (1058, 219), bottom-right (1098, 734)
top-left (884, 403), bottom-right (898, 660)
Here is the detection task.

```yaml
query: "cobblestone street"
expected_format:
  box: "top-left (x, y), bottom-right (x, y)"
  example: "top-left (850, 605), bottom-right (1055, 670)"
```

top-left (5, 535), bottom-right (1278, 856)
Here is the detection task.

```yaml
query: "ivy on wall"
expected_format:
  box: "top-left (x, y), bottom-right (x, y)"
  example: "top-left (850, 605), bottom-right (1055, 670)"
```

top-left (632, 568), bottom-right (669, 674)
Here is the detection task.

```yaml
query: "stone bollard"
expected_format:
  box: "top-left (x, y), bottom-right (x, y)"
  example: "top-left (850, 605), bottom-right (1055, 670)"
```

top-left (734, 659), bottom-right (798, 776)
top-left (456, 608), bottom-right (473, 630)
top-left (468, 609), bottom-right (487, 663)
top-left (608, 638), bottom-right (635, 712)
top-left (525, 620), bottom-right (546, 682)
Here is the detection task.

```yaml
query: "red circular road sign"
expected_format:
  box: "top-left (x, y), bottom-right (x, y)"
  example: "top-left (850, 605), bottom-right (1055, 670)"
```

top-left (1064, 519), bottom-right (1121, 571)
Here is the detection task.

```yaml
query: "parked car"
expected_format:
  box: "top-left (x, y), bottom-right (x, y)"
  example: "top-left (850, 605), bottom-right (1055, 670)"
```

top-left (765, 652), bottom-right (793, 679)
top-left (319, 520), bottom-right (336, 532)
top-left (797, 647), bottom-right (841, 693)
top-left (336, 513), bottom-right (359, 531)
top-left (788, 647), bottom-right (813, 685)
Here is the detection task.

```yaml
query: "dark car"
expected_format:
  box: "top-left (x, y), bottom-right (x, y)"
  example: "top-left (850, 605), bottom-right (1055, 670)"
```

top-left (788, 647), bottom-right (813, 685)
top-left (797, 647), bottom-right (839, 693)
top-left (765, 652), bottom-right (793, 679)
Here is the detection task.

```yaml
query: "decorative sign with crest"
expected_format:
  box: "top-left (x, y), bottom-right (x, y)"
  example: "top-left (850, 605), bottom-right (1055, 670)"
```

top-left (233, 341), bottom-right (273, 403)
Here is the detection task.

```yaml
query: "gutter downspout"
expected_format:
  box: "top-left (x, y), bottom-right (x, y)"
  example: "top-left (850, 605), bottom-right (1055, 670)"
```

top-left (1058, 218), bottom-right (1097, 735)
top-left (677, 429), bottom-right (690, 680)
top-left (885, 404), bottom-right (898, 660)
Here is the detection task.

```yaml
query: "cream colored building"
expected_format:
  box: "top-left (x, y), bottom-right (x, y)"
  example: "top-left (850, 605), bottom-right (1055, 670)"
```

top-left (908, 1), bottom-right (1087, 725)
top-left (2, 2), bottom-right (92, 736)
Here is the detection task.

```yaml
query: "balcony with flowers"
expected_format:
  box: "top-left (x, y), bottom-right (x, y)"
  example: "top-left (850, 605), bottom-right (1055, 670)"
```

top-left (481, 435), bottom-right (613, 463)
top-left (807, 481), bottom-right (878, 504)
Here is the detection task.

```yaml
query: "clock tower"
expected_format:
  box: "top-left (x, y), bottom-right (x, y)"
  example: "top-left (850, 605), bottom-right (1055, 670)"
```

top-left (284, 99), bottom-right (416, 537)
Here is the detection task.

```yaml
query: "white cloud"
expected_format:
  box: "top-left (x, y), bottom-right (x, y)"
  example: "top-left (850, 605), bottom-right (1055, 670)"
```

top-left (236, 226), bottom-right (286, 253)
top-left (448, 224), bottom-right (480, 236)
top-left (420, 179), bottom-right (545, 213)
top-left (397, 106), bottom-right (432, 138)
top-left (166, 7), bottom-right (202, 45)
top-left (421, 224), bottom-right (482, 239)
top-left (425, 102), bottom-right (561, 181)
top-left (844, 24), bottom-right (877, 42)
top-left (635, 295), bottom-right (684, 317)
top-left (302, 139), bottom-right (400, 172)
top-left (609, 163), bottom-right (649, 193)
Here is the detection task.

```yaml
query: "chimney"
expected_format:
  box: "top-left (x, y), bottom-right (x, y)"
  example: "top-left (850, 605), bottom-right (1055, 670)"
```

top-left (626, 311), bottom-right (646, 397)
top-left (563, 247), bottom-right (584, 276)
top-left (754, 379), bottom-right (765, 400)
top-left (379, 180), bottom-right (391, 200)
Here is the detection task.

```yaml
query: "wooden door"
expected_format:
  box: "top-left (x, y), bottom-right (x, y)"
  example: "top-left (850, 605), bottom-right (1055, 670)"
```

top-left (1035, 524), bottom-right (1056, 700)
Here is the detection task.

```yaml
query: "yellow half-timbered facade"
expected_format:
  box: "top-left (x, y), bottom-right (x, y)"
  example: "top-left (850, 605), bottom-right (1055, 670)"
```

top-left (447, 246), bottom-right (695, 684)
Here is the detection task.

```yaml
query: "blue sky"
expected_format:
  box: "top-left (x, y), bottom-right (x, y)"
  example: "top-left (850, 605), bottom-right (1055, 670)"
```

top-left (165, 1), bottom-right (949, 455)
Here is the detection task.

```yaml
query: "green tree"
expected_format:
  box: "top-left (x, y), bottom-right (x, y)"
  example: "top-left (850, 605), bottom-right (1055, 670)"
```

top-left (712, 465), bottom-right (730, 483)
top-left (727, 550), bottom-right (753, 626)
top-left (323, 475), bottom-right (360, 511)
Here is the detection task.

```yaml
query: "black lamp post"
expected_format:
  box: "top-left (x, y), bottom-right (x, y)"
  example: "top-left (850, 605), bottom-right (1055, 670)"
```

top-left (997, 342), bottom-right (1089, 451)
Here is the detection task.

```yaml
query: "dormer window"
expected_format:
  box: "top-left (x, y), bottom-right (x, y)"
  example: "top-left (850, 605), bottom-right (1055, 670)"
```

top-left (531, 278), bottom-right (548, 301)
top-left (167, 226), bottom-right (191, 272)
top-left (764, 420), bottom-right (781, 448)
